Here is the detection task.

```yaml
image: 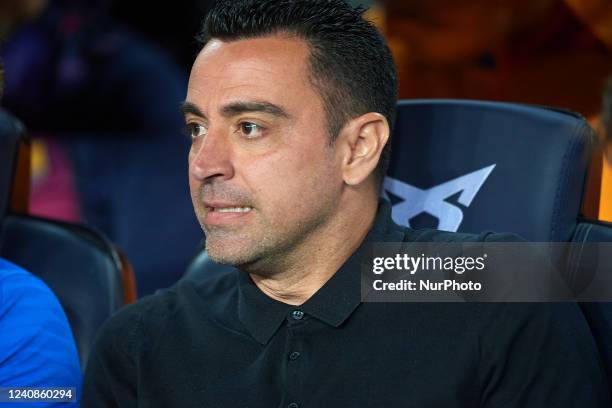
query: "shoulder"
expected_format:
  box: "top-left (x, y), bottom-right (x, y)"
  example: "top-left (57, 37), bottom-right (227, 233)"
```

top-left (473, 301), bottom-right (590, 332)
top-left (471, 301), bottom-right (601, 371)
top-left (106, 267), bottom-right (239, 325)
top-left (93, 268), bottom-right (240, 355)
top-left (472, 302), bottom-right (609, 405)
top-left (400, 226), bottom-right (525, 243)
top-left (0, 258), bottom-right (81, 389)
top-left (0, 258), bottom-right (71, 330)
top-left (0, 258), bottom-right (58, 306)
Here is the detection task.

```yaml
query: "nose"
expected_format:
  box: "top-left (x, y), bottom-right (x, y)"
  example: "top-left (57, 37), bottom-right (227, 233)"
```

top-left (189, 131), bottom-right (235, 182)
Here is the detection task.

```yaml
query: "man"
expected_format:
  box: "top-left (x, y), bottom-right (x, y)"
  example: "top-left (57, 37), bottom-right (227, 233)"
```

top-left (82, 1), bottom-right (610, 406)
top-left (0, 258), bottom-right (81, 407)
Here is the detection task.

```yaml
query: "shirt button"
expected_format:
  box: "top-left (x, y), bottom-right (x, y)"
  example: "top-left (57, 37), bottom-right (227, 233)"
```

top-left (291, 310), bottom-right (304, 320)
top-left (288, 403), bottom-right (299, 408)
top-left (289, 351), bottom-right (301, 361)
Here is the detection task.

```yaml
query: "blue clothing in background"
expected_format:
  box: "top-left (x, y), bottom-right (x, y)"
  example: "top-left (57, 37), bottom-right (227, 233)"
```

top-left (0, 258), bottom-right (81, 407)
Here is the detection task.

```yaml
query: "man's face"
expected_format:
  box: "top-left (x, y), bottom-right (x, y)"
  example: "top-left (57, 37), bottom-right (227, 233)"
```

top-left (185, 35), bottom-right (343, 270)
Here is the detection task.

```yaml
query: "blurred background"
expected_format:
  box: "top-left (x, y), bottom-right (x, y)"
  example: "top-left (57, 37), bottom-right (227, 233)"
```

top-left (1, 0), bottom-right (610, 296)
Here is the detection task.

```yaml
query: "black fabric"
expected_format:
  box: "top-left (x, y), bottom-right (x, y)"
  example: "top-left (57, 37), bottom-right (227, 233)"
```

top-left (386, 100), bottom-right (592, 242)
top-left (571, 220), bottom-right (612, 398)
top-left (82, 201), bottom-right (609, 407)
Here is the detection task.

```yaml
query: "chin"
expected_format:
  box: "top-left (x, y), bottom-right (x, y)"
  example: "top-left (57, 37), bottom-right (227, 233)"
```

top-left (205, 238), bottom-right (257, 267)
top-left (205, 239), bottom-right (282, 278)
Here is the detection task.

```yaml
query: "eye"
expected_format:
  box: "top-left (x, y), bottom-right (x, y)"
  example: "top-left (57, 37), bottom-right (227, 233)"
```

top-left (239, 122), bottom-right (265, 139)
top-left (185, 123), bottom-right (208, 140)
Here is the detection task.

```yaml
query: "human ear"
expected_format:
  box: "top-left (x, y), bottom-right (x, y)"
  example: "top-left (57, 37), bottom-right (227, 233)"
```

top-left (338, 112), bottom-right (389, 186)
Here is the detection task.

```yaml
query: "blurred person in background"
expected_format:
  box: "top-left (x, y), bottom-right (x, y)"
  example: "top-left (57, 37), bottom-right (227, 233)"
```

top-left (380, 0), bottom-right (612, 221)
top-left (0, 0), bottom-right (203, 295)
top-left (382, 0), bottom-right (611, 115)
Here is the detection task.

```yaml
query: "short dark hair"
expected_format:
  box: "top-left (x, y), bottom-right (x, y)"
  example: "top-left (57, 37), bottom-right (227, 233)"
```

top-left (196, 0), bottom-right (398, 183)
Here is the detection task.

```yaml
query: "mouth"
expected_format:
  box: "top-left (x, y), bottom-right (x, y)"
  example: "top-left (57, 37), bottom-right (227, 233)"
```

top-left (206, 206), bottom-right (253, 213)
top-left (203, 204), bottom-right (254, 226)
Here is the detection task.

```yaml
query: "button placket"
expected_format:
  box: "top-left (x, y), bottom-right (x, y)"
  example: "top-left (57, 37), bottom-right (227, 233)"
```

top-left (283, 311), bottom-right (306, 408)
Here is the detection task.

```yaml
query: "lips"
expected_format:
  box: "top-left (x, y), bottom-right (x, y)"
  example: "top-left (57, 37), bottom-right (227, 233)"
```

top-left (203, 200), bottom-right (254, 213)
top-left (207, 206), bottom-right (253, 213)
top-left (202, 201), bottom-right (254, 225)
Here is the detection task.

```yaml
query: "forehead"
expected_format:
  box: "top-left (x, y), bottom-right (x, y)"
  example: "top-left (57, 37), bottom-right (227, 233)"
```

top-left (187, 35), bottom-right (315, 107)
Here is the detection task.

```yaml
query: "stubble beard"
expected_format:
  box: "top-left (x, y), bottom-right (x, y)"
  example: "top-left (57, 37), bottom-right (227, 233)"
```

top-left (200, 203), bottom-right (335, 278)
top-left (202, 220), bottom-right (275, 269)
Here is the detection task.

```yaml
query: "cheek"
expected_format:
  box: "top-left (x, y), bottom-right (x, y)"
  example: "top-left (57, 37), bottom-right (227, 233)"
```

top-left (242, 146), bottom-right (338, 211)
top-left (187, 147), bottom-right (204, 200)
top-left (187, 160), bottom-right (196, 192)
top-left (187, 171), bottom-right (202, 207)
top-left (188, 178), bottom-right (198, 198)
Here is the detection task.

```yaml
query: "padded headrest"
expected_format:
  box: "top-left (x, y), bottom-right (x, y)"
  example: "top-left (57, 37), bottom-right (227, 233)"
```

top-left (0, 214), bottom-right (124, 369)
top-left (385, 99), bottom-right (594, 241)
top-left (0, 109), bottom-right (28, 218)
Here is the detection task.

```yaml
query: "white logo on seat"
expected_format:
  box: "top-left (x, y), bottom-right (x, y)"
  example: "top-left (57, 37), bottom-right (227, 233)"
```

top-left (383, 164), bottom-right (496, 232)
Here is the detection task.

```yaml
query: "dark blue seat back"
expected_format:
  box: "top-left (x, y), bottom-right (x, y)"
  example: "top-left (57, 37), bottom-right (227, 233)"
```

top-left (0, 215), bottom-right (124, 368)
top-left (385, 99), bottom-right (593, 242)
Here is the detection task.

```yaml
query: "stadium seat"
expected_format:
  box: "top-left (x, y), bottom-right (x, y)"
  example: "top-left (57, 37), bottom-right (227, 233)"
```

top-left (0, 109), bottom-right (136, 369)
top-left (385, 99), bottom-right (592, 241)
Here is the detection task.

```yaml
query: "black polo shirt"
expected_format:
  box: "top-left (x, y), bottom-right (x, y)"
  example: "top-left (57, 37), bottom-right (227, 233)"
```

top-left (82, 201), bottom-right (610, 407)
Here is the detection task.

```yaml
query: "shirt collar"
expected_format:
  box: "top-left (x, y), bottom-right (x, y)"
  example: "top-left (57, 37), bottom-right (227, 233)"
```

top-left (237, 199), bottom-right (404, 345)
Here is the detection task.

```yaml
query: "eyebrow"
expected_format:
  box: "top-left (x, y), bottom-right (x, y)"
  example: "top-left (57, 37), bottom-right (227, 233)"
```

top-left (180, 100), bottom-right (290, 120)
top-left (180, 101), bottom-right (206, 119)
top-left (221, 101), bottom-right (290, 119)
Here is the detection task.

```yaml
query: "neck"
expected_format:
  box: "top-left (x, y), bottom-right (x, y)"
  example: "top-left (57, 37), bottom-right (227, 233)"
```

top-left (250, 193), bottom-right (379, 305)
